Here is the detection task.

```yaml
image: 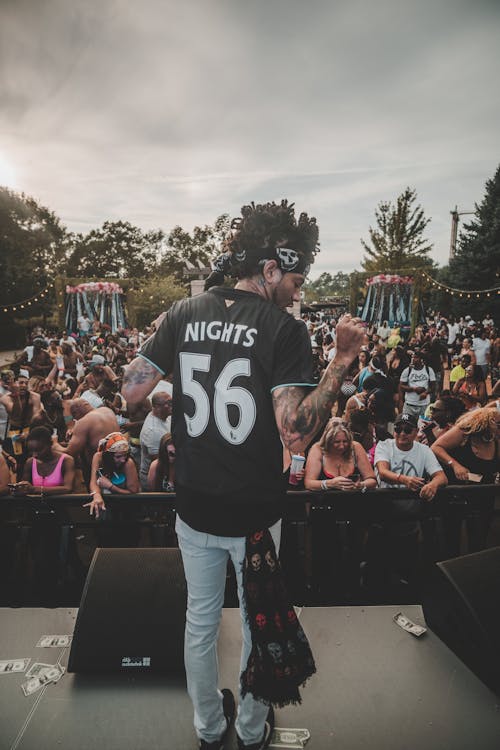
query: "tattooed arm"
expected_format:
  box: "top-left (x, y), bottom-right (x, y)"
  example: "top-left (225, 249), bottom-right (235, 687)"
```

top-left (273, 315), bottom-right (366, 454)
top-left (121, 356), bottom-right (163, 409)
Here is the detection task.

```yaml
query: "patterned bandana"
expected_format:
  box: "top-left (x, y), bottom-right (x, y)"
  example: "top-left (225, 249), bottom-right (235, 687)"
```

top-left (211, 247), bottom-right (310, 279)
top-left (241, 529), bottom-right (316, 707)
top-left (98, 431), bottom-right (129, 453)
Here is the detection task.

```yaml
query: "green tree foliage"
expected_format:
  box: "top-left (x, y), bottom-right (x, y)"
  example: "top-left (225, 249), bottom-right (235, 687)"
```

top-left (66, 221), bottom-right (163, 278)
top-left (361, 187), bottom-right (434, 273)
top-left (0, 187), bottom-right (67, 335)
top-left (443, 165), bottom-right (500, 318)
top-left (160, 214), bottom-right (231, 281)
top-left (132, 277), bottom-right (186, 328)
top-left (0, 186), bottom-right (67, 294)
top-left (303, 271), bottom-right (350, 302)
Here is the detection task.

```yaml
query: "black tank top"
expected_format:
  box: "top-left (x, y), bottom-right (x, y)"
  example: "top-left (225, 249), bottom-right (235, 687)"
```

top-left (450, 436), bottom-right (499, 484)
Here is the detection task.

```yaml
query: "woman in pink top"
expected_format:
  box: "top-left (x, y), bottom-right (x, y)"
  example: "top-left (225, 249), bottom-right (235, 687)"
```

top-left (11, 426), bottom-right (75, 496)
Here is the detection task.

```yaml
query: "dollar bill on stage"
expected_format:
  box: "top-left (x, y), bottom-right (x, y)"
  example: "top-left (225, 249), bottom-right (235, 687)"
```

top-left (0, 658), bottom-right (31, 674)
top-left (393, 612), bottom-right (427, 637)
top-left (36, 635), bottom-right (73, 648)
top-left (21, 663), bottom-right (66, 696)
top-left (270, 727), bottom-right (311, 748)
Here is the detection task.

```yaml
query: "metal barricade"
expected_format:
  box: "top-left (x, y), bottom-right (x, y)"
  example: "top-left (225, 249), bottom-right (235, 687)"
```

top-left (0, 486), bottom-right (498, 606)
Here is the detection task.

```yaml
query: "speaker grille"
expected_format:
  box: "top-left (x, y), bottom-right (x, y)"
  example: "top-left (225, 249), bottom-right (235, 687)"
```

top-left (68, 548), bottom-right (187, 673)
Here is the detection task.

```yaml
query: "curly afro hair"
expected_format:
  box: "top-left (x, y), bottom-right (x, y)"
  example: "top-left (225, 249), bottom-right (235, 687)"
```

top-left (205, 199), bottom-right (320, 289)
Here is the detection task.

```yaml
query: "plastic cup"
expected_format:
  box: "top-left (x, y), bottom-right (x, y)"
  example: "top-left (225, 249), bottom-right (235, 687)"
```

top-left (289, 454), bottom-right (306, 485)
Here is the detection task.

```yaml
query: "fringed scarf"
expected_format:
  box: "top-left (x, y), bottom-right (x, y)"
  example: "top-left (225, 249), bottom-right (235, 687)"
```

top-left (240, 528), bottom-right (316, 708)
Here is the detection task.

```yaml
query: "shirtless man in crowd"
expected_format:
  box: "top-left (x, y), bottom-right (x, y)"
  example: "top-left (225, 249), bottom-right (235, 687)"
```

top-left (54, 398), bottom-right (119, 488)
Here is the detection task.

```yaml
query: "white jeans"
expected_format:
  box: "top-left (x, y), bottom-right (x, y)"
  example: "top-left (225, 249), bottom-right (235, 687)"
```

top-left (175, 515), bottom-right (281, 745)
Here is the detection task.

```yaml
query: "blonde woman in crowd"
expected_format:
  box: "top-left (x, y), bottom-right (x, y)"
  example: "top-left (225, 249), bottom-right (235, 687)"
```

top-left (305, 420), bottom-right (376, 492)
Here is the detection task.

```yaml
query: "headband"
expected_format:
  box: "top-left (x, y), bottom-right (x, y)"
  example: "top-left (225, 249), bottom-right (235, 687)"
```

top-left (212, 246), bottom-right (311, 279)
top-left (98, 432), bottom-right (129, 453)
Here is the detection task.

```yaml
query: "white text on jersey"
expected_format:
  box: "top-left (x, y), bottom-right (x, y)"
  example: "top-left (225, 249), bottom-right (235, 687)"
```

top-left (184, 321), bottom-right (257, 348)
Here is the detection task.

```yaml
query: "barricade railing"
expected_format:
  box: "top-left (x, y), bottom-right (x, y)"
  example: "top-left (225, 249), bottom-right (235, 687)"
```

top-left (1, 483), bottom-right (498, 515)
top-left (0, 485), bottom-right (498, 606)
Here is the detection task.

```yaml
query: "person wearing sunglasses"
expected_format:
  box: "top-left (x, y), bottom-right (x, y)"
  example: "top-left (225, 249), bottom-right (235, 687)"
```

top-left (371, 413), bottom-right (447, 589)
top-left (417, 396), bottom-right (466, 447)
top-left (375, 414), bottom-right (447, 496)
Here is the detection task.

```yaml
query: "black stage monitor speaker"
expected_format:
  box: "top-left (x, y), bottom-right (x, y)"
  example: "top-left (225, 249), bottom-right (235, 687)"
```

top-left (422, 546), bottom-right (500, 694)
top-left (68, 547), bottom-right (187, 674)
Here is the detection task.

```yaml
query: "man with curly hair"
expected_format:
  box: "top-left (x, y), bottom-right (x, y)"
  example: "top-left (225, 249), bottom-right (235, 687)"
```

top-left (118, 200), bottom-right (365, 750)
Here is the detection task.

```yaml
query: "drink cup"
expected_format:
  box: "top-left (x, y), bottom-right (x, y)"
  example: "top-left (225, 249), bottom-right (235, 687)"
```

top-left (289, 454), bottom-right (305, 486)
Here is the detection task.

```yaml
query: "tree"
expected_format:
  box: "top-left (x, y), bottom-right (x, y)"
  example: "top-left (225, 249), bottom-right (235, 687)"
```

top-left (443, 164), bottom-right (500, 317)
top-left (303, 271), bottom-right (350, 302)
top-left (159, 214), bottom-right (231, 282)
top-left (132, 277), bottom-right (186, 328)
top-left (66, 221), bottom-right (164, 279)
top-left (361, 187), bottom-right (434, 273)
top-left (0, 187), bottom-right (68, 340)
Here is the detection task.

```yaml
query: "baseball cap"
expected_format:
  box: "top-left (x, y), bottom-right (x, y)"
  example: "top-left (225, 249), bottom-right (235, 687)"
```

top-left (394, 413), bottom-right (418, 429)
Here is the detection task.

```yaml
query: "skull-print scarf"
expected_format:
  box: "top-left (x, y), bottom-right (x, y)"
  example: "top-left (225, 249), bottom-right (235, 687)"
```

top-left (240, 528), bottom-right (316, 707)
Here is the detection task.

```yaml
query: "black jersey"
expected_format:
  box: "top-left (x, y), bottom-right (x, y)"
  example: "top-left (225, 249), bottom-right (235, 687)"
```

top-left (139, 286), bottom-right (315, 535)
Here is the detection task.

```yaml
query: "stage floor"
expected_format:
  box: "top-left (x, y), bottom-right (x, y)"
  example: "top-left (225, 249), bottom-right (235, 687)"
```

top-left (0, 605), bottom-right (499, 750)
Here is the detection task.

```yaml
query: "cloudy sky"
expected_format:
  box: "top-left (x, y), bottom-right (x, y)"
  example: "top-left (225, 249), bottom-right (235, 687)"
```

top-left (1, 0), bottom-right (499, 277)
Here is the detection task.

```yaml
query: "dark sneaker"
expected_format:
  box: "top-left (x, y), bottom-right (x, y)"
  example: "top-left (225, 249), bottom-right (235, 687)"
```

top-left (199, 688), bottom-right (235, 750)
top-left (236, 706), bottom-right (275, 750)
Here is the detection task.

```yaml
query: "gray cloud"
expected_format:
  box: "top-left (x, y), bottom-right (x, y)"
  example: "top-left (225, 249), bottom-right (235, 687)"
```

top-left (1, 0), bottom-right (499, 277)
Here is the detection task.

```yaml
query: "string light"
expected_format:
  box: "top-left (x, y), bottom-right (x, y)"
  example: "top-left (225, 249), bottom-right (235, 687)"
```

top-left (0, 282), bottom-right (54, 312)
top-left (420, 270), bottom-right (500, 297)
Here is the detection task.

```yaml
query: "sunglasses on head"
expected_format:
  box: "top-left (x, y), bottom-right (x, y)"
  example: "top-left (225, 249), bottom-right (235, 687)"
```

top-left (394, 424), bottom-right (415, 434)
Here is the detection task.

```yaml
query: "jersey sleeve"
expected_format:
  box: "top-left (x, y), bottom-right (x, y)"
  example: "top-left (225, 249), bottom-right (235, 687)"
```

top-left (137, 307), bottom-right (177, 376)
top-left (270, 317), bottom-right (315, 392)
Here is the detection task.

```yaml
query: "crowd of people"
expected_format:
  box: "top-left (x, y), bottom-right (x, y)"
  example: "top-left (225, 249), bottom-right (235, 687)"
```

top-left (1, 189), bottom-right (499, 750)
top-left (0, 309), bottom-right (498, 591)
top-left (296, 310), bottom-right (499, 592)
top-left (0, 320), bottom-right (171, 499)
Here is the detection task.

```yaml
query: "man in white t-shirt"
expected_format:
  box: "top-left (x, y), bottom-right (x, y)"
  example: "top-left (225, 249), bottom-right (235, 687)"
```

top-left (472, 329), bottom-right (491, 379)
top-left (139, 391), bottom-right (172, 489)
top-left (373, 412), bottom-right (447, 587)
top-left (59, 331), bottom-right (77, 349)
top-left (377, 321), bottom-right (391, 343)
top-left (375, 413), bottom-right (446, 497)
top-left (399, 351), bottom-right (436, 419)
top-left (77, 313), bottom-right (91, 337)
